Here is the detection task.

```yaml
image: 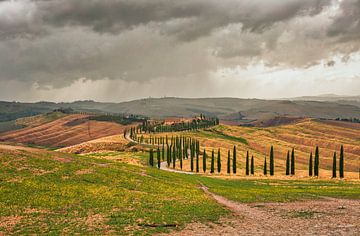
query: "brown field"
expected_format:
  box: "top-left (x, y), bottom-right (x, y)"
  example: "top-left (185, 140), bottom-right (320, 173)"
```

top-left (0, 114), bottom-right (129, 147)
top-left (140, 119), bottom-right (360, 179)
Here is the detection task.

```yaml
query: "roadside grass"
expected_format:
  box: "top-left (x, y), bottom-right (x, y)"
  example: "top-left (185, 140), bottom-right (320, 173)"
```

top-left (0, 148), bottom-right (226, 235)
top-left (199, 177), bottom-right (360, 203)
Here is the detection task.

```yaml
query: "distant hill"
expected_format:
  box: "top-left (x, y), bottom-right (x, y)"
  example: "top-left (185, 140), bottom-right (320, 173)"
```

top-left (1, 97), bottom-right (359, 122)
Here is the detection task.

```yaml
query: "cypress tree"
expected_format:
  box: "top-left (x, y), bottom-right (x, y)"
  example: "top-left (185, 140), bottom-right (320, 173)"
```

top-left (190, 150), bottom-right (194, 172)
top-left (264, 156), bottom-right (267, 175)
top-left (180, 152), bottom-right (183, 169)
top-left (217, 148), bottom-right (221, 173)
top-left (233, 146), bottom-right (237, 174)
top-left (162, 144), bottom-right (165, 161)
top-left (172, 145), bottom-right (176, 169)
top-left (203, 150), bottom-right (207, 173)
top-left (167, 144), bottom-right (170, 167)
top-left (251, 155), bottom-right (254, 175)
top-left (339, 145), bottom-right (344, 178)
top-left (270, 146), bottom-right (274, 176)
top-left (227, 150), bottom-right (231, 174)
top-left (157, 148), bottom-right (161, 169)
top-left (332, 151), bottom-right (337, 178)
top-left (245, 151), bottom-right (249, 176)
top-left (314, 146), bottom-right (319, 177)
top-left (309, 152), bottom-right (313, 176)
top-left (149, 149), bottom-right (154, 167)
top-left (286, 151), bottom-right (290, 176)
top-left (211, 150), bottom-right (215, 173)
top-left (291, 148), bottom-right (295, 175)
top-left (196, 152), bottom-right (199, 173)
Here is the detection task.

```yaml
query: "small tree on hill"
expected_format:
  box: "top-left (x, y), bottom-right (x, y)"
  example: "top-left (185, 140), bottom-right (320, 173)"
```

top-left (291, 148), bottom-right (295, 175)
top-left (157, 148), bottom-right (161, 168)
top-left (190, 150), bottom-right (194, 172)
top-left (149, 149), bottom-right (154, 167)
top-left (270, 146), bottom-right (274, 176)
top-left (286, 151), bottom-right (290, 176)
top-left (227, 150), bottom-right (231, 174)
top-left (339, 145), bottom-right (344, 178)
top-left (196, 152), bottom-right (199, 173)
top-left (203, 150), bottom-right (207, 173)
top-left (264, 156), bottom-right (267, 176)
top-left (217, 148), bottom-right (221, 173)
top-left (211, 150), bottom-right (215, 173)
top-left (332, 151), bottom-right (337, 178)
top-left (251, 155), bottom-right (254, 175)
top-left (245, 151), bottom-right (249, 176)
top-left (233, 146), bottom-right (237, 174)
top-left (314, 146), bottom-right (319, 177)
top-left (309, 152), bottom-right (313, 176)
top-left (162, 144), bottom-right (165, 161)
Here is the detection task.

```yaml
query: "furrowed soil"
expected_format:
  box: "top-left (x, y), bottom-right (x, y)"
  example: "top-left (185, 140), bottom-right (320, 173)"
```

top-left (0, 114), bottom-right (129, 147)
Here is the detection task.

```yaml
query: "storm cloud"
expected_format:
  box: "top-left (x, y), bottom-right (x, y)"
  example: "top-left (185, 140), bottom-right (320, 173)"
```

top-left (0, 0), bottom-right (359, 101)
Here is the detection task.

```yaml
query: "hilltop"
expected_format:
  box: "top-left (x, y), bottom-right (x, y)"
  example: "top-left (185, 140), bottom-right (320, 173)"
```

top-left (1, 96), bottom-right (360, 123)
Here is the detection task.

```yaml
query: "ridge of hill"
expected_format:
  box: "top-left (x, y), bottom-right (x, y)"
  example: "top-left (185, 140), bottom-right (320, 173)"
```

top-left (1, 96), bottom-right (359, 123)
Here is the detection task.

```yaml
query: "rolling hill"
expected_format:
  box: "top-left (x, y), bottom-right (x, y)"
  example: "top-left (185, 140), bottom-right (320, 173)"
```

top-left (0, 114), bottom-right (129, 147)
top-left (1, 96), bottom-right (360, 123)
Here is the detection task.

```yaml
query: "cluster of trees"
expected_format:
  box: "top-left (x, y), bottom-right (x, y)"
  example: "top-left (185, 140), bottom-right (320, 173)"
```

top-left (335, 117), bottom-right (360, 123)
top-left (132, 114), bottom-right (219, 135)
top-left (149, 143), bottom-right (346, 178)
top-left (148, 136), bottom-right (201, 170)
top-left (90, 114), bottom-right (146, 125)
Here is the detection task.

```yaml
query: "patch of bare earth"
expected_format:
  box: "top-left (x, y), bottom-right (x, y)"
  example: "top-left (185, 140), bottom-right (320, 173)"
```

top-left (167, 186), bottom-right (360, 235)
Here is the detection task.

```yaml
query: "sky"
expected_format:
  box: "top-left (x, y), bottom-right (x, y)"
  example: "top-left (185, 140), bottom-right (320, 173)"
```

top-left (0, 0), bottom-right (359, 102)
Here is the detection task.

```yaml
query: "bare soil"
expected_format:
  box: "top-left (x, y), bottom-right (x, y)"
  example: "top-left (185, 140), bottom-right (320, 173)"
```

top-left (168, 186), bottom-right (360, 235)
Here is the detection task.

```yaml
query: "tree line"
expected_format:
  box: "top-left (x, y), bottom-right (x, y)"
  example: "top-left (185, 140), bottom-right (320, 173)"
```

top-left (149, 142), bottom-right (346, 178)
top-left (126, 114), bottom-right (219, 138)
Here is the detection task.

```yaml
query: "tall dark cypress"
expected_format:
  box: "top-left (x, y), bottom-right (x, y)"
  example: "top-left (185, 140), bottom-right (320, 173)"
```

top-left (217, 148), bottom-right (221, 173)
top-left (339, 145), bottom-right (344, 178)
top-left (251, 155), bottom-right (254, 175)
top-left (227, 150), bottom-right (231, 174)
top-left (309, 152), bottom-right (313, 176)
top-left (196, 152), bottom-right (199, 173)
top-left (203, 150), bottom-right (207, 173)
top-left (162, 144), bottom-right (165, 161)
top-left (233, 146), bottom-right (237, 174)
top-left (172, 145), bottom-right (176, 169)
top-left (264, 156), bottom-right (267, 175)
top-left (149, 149), bottom-right (154, 167)
top-left (157, 147), bottom-right (161, 168)
top-left (190, 150), bottom-right (194, 172)
top-left (245, 151), bottom-right (249, 176)
top-left (291, 148), bottom-right (295, 175)
top-left (332, 151), bottom-right (337, 178)
top-left (167, 144), bottom-right (170, 167)
top-left (270, 146), bottom-right (274, 176)
top-left (180, 152), bottom-right (183, 169)
top-left (314, 146), bottom-right (319, 177)
top-left (286, 151), bottom-right (290, 176)
top-left (210, 150), bottom-right (215, 173)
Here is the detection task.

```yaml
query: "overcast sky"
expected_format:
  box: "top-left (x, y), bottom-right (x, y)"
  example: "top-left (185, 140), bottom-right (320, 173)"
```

top-left (0, 0), bottom-right (359, 102)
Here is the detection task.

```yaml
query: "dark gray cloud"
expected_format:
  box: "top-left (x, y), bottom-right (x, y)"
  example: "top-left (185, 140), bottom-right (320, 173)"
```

top-left (0, 0), bottom-right (359, 102)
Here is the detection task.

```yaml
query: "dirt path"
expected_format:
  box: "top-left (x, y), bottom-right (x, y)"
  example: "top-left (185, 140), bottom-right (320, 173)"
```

top-left (167, 187), bottom-right (360, 235)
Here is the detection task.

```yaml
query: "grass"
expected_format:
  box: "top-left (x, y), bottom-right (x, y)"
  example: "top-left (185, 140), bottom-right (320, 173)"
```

top-left (199, 177), bottom-right (360, 203)
top-left (0, 148), bottom-right (227, 235)
top-left (1, 144), bottom-right (360, 234)
top-left (200, 128), bottom-right (248, 145)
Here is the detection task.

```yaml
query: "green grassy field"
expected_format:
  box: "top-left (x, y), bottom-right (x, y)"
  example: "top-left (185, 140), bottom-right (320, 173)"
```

top-left (1, 147), bottom-right (359, 235)
top-left (0, 148), bottom-right (226, 235)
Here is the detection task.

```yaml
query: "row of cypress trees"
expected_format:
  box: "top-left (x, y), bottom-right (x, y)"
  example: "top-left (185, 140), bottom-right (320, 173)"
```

top-left (149, 142), bottom-right (346, 178)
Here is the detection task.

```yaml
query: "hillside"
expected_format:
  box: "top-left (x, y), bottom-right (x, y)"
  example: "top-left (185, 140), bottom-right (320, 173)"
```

top-left (0, 114), bottom-right (128, 147)
top-left (1, 97), bottom-right (360, 122)
top-left (138, 119), bottom-right (360, 178)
